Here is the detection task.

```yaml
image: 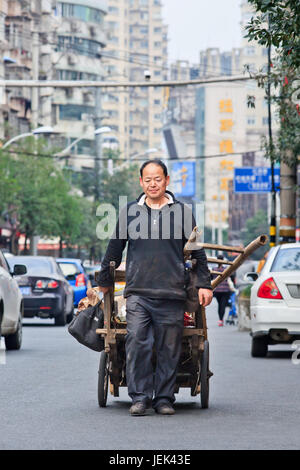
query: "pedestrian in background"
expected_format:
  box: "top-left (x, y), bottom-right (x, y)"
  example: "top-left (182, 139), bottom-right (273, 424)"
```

top-left (213, 255), bottom-right (235, 326)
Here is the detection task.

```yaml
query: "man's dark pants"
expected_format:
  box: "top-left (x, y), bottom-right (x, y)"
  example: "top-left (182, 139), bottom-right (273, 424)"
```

top-left (125, 295), bottom-right (184, 409)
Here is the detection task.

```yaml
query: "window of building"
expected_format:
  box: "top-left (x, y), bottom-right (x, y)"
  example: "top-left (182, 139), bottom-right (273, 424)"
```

top-left (58, 3), bottom-right (105, 25)
top-left (107, 21), bottom-right (119, 31)
top-left (140, 40), bottom-right (149, 48)
top-left (107, 110), bottom-right (119, 118)
top-left (110, 36), bottom-right (119, 44)
top-left (154, 41), bottom-right (161, 48)
top-left (247, 116), bottom-right (256, 125)
top-left (57, 36), bottom-right (102, 58)
top-left (262, 117), bottom-right (269, 126)
top-left (154, 70), bottom-right (160, 76)
top-left (154, 99), bottom-right (161, 105)
top-left (154, 27), bottom-right (161, 33)
top-left (244, 46), bottom-right (255, 56)
top-left (103, 93), bottom-right (119, 103)
top-left (58, 70), bottom-right (98, 81)
top-left (140, 26), bottom-right (148, 34)
top-left (59, 104), bottom-right (94, 120)
top-left (108, 6), bottom-right (119, 14)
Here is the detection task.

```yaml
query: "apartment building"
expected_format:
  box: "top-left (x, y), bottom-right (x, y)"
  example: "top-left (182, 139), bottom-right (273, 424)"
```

top-left (170, 1), bottom-right (277, 242)
top-left (102, 0), bottom-right (168, 159)
top-left (2, 0), bottom-right (38, 139)
top-left (49, 0), bottom-right (108, 169)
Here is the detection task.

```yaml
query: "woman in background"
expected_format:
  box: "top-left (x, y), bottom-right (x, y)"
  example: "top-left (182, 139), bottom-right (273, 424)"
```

top-left (213, 255), bottom-right (235, 326)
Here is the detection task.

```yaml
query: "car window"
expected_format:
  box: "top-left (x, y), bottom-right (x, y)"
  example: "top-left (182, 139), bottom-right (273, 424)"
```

top-left (271, 248), bottom-right (300, 272)
top-left (58, 262), bottom-right (80, 277)
top-left (55, 262), bottom-right (65, 277)
top-left (0, 250), bottom-right (9, 272)
top-left (9, 257), bottom-right (53, 275)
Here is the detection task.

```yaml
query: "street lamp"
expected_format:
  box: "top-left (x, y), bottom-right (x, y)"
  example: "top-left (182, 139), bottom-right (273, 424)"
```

top-left (2, 126), bottom-right (55, 149)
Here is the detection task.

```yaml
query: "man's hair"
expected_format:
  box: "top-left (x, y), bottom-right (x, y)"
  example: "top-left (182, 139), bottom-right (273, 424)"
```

top-left (140, 159), bottom-right (168, 178)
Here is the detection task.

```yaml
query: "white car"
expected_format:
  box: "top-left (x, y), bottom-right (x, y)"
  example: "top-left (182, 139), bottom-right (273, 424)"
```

top-left (248, 243), bottom-right (300, 357)
top-left (0, 249), bottom-right (27, 350)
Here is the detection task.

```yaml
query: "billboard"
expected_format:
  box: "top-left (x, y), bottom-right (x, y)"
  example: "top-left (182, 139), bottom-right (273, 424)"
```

top-left (234, 167), bottom-right (280, 193)
top-left (170, 161), bottom-right (196, 197)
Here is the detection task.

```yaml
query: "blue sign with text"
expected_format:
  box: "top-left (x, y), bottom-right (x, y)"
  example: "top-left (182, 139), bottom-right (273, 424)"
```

top-left (171, 161), bottom-right (196, 197)
top-left (234, 167), bottom-right (280, 193)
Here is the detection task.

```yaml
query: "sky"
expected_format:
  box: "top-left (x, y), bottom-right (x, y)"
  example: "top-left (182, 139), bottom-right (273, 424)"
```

top-left (162, 0), bottom-right (242, 64)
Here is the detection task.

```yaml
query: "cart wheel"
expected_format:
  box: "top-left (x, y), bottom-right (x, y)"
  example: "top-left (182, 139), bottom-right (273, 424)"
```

top-left (200, 340), bottom-right (209, 409)
top-left (98, 351), bottom-right (109, 407)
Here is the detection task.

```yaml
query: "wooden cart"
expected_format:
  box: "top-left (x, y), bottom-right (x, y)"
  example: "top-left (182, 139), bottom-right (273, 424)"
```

top-left (95, 234), bottom-right (268, 408)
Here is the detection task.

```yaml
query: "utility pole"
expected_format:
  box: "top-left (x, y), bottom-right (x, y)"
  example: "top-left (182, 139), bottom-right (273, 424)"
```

top-left (217, 178), bottom-right (223, 246)
top-left (30, 25), bottom-right (40, 255)
top-left (267, 16), bottom-right (276, 248)
top-left (279, 158), bottom-right (297, 243)
top-left (296, 165), bottom-right (300, 242)
top-left (31, 28), bottom-right (39, 128)
top-left (94, 87), bottom-right (102, 201)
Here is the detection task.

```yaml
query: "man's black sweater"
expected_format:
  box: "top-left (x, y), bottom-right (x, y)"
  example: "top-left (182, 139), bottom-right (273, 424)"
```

top-left (98, 191), bottom-right (212, 300)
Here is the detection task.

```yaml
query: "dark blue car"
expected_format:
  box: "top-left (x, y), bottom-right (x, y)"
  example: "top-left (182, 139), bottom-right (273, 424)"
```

top-left (56, 258), bottom-right (88, 306)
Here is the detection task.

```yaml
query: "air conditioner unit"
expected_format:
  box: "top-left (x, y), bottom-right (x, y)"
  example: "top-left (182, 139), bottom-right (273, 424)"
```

top-left (65, 88), bottom-right (73, 98)
top-left (83, 91), bottom-right (93, 102)
top-left (70, 21), bottom-right (78, 32)
top-left (68, 54), bottom-right (77, 65)
top-left (90, 26), bottom-right (96, 37)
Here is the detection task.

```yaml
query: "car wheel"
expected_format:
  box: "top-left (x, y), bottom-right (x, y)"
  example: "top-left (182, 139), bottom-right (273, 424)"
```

top-left (54, 306), bottom-right (67, 326)
top-left (0, 301), bottom-right (3, 338)
top-left (251, 336), bottom-right (268, 357)
top-left (5, 315), bottom-right (22, 350)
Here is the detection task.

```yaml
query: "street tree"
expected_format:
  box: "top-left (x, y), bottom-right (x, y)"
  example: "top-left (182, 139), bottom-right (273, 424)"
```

top-left (0, 138), bottom-right (82, 253)
top-left (245, 0), bottom-right (300, 242)
top-left (241, 210), bottom-right (269, 260)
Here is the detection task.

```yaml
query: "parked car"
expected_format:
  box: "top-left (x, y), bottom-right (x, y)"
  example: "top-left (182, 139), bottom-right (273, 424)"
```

top-left (84, 264), bottom-right (101, 288)
top-left (0, 249), bottom-right (27, 349)
top-left (7, 256), bottom-right (74, 326)
top-left (56, 258), bottom-right (88, 306)
top-left (246, 243), bottom-right (300, 357)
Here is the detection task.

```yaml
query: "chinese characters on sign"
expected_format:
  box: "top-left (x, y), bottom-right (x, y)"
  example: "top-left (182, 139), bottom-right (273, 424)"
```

top-left (171, 161), bottom-right (195, 197)
top-left (210, 99), bottom-right (235, 225)
top-left (234, 167), bottom-right (280, 193)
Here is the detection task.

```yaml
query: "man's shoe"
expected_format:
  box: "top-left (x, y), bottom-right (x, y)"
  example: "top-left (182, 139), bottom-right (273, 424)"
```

top-left (155, 403), bottom-right (175, 415)
top-left (130, 402), bottom-right (147, 416)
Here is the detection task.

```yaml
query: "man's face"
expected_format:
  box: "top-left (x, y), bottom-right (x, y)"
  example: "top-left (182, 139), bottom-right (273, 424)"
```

top-left (140, 163), bottom-right (170, 201)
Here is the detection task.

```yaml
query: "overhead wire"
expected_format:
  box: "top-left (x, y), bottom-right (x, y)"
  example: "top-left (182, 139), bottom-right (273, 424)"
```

top-left (0, 146), bottom-right (263, 162)
top-left (1, 25), bottom-right (254, 78)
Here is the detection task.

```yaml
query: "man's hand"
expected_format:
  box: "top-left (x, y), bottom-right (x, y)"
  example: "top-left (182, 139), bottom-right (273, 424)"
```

top-left (198, 288), bottom-right (213, 307)
top-left (98, 286), bottom-right (111, 295)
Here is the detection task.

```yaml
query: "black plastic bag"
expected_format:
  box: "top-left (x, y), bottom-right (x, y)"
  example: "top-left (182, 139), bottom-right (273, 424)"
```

top-left (184, 268), bottom-right (200, 313)
top-left (68, 302), bottom-right (104, 352)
